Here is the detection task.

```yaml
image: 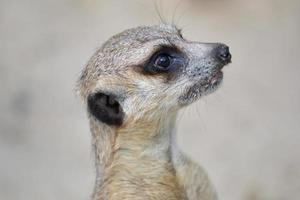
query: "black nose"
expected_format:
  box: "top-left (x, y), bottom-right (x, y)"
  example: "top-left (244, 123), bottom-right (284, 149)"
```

top-left (216, 44), bottom-right (231, 64)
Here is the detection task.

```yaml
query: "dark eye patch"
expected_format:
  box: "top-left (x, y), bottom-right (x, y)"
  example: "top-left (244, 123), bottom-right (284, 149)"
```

top-left (142, 46), bottom-right (187, 78)
top-left (87, 92), bottom-right (124, 126)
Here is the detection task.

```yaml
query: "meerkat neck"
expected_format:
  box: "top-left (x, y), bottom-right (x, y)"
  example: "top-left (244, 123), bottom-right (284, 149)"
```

top-left (115, 113), bottom-right (177, 154)
top-left (90, 112), bottom-right (178, 184)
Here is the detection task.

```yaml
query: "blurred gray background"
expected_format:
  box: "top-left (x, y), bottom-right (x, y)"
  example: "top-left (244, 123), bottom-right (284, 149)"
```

top-left (1, 0), bottom-right (299, 199)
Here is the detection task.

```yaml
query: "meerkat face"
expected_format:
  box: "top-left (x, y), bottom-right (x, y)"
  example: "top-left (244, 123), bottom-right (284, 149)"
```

top-left (78, 25), bottom-right (231, 126)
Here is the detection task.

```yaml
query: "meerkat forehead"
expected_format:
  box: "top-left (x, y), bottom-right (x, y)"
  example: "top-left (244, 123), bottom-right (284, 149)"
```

top-left (102, 24), bottom-right (181, 49)
top-left (92, 24), bottom-right (184, 75)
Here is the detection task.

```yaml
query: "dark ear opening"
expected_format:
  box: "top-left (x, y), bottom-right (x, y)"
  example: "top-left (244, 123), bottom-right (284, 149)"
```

top-left (87, 92), bottom-right (124, 126)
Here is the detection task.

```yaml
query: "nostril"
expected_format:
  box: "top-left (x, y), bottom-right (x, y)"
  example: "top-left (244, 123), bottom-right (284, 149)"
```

top-left (217, 45), bottom-right (231, 63)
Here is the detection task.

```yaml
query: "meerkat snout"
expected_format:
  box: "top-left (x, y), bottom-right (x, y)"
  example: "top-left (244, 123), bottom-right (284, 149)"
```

top-left (77, 24), bottom-right (231, 200)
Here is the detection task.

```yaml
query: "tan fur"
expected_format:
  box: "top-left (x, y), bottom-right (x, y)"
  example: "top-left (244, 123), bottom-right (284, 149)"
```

top-left (77, 24), bottom-right (225, 200)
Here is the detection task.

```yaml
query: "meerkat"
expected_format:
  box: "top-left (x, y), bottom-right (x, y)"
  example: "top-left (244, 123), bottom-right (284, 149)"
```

top-left (77, 24), bottom-right (231, 200)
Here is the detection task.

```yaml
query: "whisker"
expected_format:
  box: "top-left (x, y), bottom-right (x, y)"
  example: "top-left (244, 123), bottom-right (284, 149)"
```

top-left (154, 0), bottom-right (167, 24)
top-left (171, 0), bottom-right (183, 27)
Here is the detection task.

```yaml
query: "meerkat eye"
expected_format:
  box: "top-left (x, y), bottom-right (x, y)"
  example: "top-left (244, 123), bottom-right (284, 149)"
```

top-left (154, 54), bottom-right (171, 70)
top-left (143, 47), bottom-right (185, 74)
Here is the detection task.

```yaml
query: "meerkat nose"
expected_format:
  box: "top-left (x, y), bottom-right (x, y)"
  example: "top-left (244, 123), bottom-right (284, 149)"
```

top-left (216, 44), bottom-right (231, 64)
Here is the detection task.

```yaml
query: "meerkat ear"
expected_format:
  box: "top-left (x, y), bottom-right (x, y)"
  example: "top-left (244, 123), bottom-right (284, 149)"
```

top-left (87, 92), bottom-right (124, 126)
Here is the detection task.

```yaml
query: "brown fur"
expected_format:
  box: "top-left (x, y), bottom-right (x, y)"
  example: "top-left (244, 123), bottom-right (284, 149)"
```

top-left (77, 24), bottom-right (226, 200)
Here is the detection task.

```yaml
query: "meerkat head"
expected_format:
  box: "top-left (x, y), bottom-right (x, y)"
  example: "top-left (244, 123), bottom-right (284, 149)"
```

top-left (77, 24), bottom-right (231, 127)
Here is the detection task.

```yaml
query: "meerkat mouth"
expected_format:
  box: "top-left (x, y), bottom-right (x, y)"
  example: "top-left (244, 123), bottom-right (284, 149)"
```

top-left (179, 69), bottom-right (224, 105)
top-left (208, 70), bottom-right (223, 86)
top-left (201, 69), bottom-right (224, 93)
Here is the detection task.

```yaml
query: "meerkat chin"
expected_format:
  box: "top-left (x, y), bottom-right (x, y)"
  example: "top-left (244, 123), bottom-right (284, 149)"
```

top-left (77, 24), bottom-right (231, 200)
